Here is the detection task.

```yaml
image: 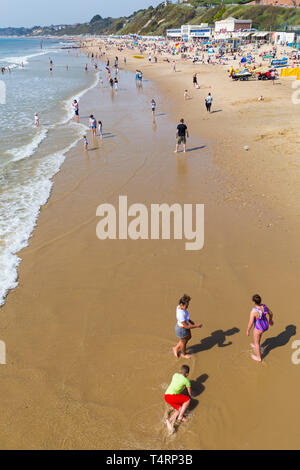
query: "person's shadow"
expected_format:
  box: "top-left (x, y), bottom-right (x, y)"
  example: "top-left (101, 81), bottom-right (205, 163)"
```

top-left (183, 374), bottom-right (209, 414)
top-left (187, 327), bottom-right (240, 355)
top-left (261, 325), bottom-right (296, 359)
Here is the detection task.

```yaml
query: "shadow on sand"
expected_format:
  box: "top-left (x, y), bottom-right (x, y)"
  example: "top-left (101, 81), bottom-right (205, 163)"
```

top-left (179, 374), bottom-right (209, 416)
top-left (261, 324), bottom-right (296, 359)
top-left (186, 145), bottom-right (206, 152)
top-left (187, 327), bottom-right (240, 355)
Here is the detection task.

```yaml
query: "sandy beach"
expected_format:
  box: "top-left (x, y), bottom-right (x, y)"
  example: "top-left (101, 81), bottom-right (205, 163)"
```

top-left (0, 38), bottom-right (299, 449)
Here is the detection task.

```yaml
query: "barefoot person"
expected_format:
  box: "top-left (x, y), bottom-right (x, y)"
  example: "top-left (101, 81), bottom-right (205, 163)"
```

top-left (205, 92), bottom-right (213, 113)
top-left (151, 99), bottom-right (156, 117)
top-left (246, 294), bottom-right (274, 362)
top-left (72, 100), bottom-right (79, 123)
top-left (164, 365), bottom-right (192, 433)
top-left (173, 294), bottom-right (202, 359)
top-left (83, 135), bottom-right (88, 151)
top-left (89, 115), bottom-right (97, 138)
top-left (174, 119), bottom-right (189, 153)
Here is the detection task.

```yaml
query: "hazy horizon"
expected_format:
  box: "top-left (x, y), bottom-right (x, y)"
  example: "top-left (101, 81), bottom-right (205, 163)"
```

top-left (0, 0), bottom-right (163, 28)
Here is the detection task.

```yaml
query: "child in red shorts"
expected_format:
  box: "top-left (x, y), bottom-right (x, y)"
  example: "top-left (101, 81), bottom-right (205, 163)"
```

top-left (164, 365), bottom-right (192, 433)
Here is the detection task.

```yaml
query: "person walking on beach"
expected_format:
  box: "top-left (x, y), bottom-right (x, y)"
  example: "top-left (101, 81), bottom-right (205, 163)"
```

top-left (174, 119), bottom-right (189, 153)
top-left (164, 365), bottom-right (192, 434)
top-left (151, 99), bottom-right (156, 117)
top-left (205, 93), bottom-right (213, 113)
top-left (89, 115), bottom-right (97, 137)
top-left (98, 121), bottom-right (103, 139)
top-left (246, 294), bottom-right (274, 362)
top-left (73, 100), bottom-right (79, 122)
top-left (114, 77), bottom-right (118, 91)
top-left (193, 73), bottom-right (198, 88)
top-left (173, 294), bottom-right (202, 359)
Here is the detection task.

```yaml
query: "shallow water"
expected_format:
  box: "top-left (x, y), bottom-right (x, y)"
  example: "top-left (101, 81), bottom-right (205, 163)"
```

top-left (0, 38), bottom-right (99, 305)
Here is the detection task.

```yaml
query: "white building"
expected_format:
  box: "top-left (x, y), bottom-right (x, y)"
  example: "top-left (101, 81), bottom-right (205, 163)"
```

top-left (274, 31), bottom-right (295, 45)
top-left (215, 17), bottom-right (252, 34)
top-left (167, 24), bottom-right (212, 41)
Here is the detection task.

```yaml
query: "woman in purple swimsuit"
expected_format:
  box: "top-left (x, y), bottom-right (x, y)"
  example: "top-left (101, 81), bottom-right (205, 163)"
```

top-left (246, 294), bottom-right (274, 362)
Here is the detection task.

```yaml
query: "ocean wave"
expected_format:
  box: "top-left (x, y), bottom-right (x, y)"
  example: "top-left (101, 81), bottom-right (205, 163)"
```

top-left (0, 49), bottom-right (56, 66)
top-left (2, 128), bottom-right (48, 168)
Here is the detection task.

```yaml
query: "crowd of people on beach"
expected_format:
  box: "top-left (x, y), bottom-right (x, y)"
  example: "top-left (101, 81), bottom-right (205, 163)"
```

top-left (28, 39), bottom-right (281, 437)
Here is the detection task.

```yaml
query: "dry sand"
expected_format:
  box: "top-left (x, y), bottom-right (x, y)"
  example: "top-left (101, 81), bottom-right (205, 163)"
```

top-left (0, 40), bottom-right (299, 449)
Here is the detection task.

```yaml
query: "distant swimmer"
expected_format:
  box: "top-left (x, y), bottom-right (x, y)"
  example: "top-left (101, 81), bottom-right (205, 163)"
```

top-left (174, 118), bottom-right (189, 153)
top-left (246, 294), bottom-right (274, 362)
top-left (205, 92), bottom-right (213, 113)
top-left (164, 365), bottom-right (193, 434)
top-left (72, 99), bottom-right (79, 123)
top-left (83, 135), bottom-right (88, 151)
top-left (34, 113), bottom-right (39, 127)
top-left (172, 294), bottom-right (203, 359)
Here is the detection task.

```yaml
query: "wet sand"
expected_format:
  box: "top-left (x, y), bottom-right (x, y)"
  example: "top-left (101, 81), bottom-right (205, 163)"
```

top-left (0, 54), bottom-right (299, 449)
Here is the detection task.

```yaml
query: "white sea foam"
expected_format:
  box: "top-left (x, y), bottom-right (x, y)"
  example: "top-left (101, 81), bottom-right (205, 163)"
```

top-left (0, 136), bottom-right (82, 306)
top-left (3, 128), bottom-right (48, 168)
top-left (1, 50), bottom-right (53, 66)
top-left (61, 71), bottom-right (100, 124)
top-left (0, 41), bottom-right (100, 307)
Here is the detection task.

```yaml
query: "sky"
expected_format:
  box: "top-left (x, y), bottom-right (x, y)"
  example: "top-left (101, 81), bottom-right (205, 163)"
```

top-left (1, 0), bottom-right (164, 28)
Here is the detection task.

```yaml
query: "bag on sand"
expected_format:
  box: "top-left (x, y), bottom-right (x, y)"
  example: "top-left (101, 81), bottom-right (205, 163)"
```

top-left (196, 84), bottom-right (200, 89)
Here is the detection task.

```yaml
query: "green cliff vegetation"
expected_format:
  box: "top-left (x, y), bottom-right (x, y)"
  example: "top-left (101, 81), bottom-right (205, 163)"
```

top-left (1, 2), bottom-right (300, 37)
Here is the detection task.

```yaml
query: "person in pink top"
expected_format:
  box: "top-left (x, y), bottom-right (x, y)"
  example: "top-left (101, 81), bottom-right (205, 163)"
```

top-left (247, 294), bottom-right (274, 362)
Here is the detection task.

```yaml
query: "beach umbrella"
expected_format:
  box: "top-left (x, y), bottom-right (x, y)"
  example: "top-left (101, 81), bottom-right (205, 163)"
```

top-left (241, 57), bottom-right (247, 63)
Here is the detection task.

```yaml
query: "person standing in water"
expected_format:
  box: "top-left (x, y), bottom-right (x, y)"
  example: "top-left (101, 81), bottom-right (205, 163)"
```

top-left (246, 294), bottom-right (274, 362)
top-left (89, 115), bottom-right (97, 138)
top-left (164, 365), bottom-right (192, 433)
top-left (174, 118), bottom-right (189, 153)
top-left (98, 121), bottom-right (103, 139)
top-left (173, 294), bottom-right (202, 359)
top-left (34, 113), bottom-right (39, 127)
top-left (151, 99), bottom-right (156, 117)
top-left (72, 100), bottom-right (79, 123)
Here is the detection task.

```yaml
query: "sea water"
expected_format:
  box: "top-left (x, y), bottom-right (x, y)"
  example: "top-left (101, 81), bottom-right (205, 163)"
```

top-left (0, 37), bottom-right (99, 305)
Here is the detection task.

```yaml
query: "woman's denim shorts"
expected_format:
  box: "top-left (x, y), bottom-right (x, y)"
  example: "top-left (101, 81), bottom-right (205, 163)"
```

top-left (175, 324), bottom-right (190, 339)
